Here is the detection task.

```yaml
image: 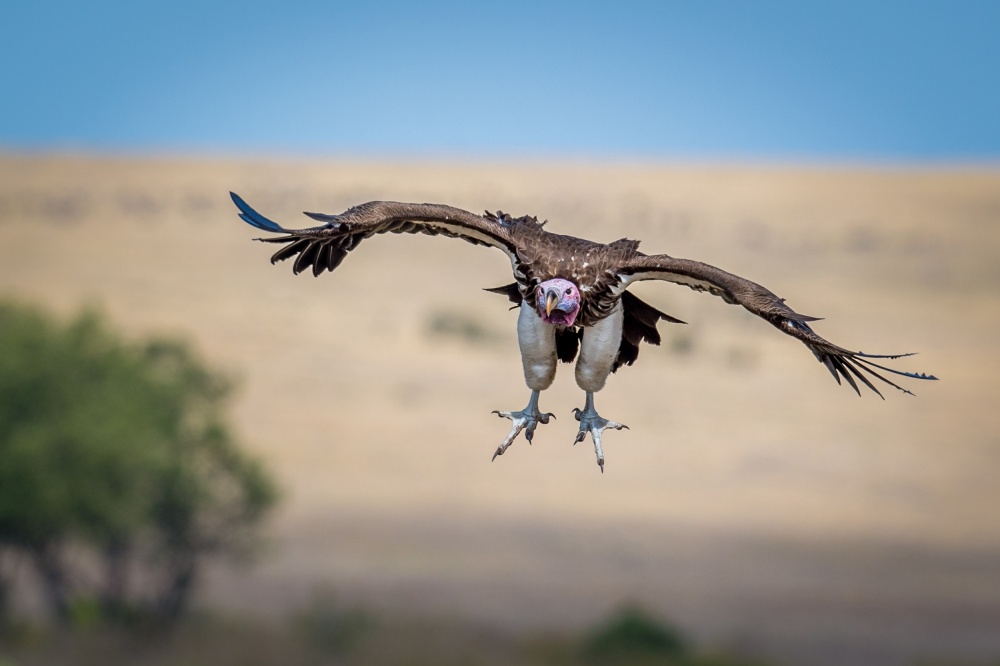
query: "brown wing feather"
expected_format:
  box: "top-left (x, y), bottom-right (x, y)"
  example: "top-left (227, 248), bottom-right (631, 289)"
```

top-left (232, 192), bottom-right (519, 276)
top-left (613, 291), bottom-right (686, 372)
top-left (483, 282), bottom-right (522, 306)
top-left (617, 254), bottom-right (937, 396)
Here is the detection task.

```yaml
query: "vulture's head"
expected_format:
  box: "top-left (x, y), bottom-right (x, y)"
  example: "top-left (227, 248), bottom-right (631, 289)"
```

top-left (536, 278), bottom-right (581, 327)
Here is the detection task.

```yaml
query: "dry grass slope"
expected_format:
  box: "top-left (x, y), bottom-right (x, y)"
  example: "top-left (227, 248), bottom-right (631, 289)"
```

top-left (1, 155), bottom-right (999, 666)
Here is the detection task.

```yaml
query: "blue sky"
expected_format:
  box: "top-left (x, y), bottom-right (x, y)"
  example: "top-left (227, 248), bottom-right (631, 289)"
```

top-left (2, 1), bottom-right (998, 161)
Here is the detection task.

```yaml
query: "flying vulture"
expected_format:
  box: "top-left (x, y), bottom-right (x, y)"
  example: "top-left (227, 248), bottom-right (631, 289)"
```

top-left (231, 192), bottom-right (936, 472)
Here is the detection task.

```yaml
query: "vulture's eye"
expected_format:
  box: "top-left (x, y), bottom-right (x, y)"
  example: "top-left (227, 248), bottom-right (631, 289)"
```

top-left (565, 288), bottom-right (572, 295)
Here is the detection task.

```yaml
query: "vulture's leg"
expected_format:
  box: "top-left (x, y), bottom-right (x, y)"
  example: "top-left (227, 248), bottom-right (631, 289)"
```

top-left (492, 390), bottom-right (555, 460)
top-left (572, 391), bottom-right (628, 473)
top-left (492, 302), bottom-right (558, 461)
top-left (573, 301), bottom-right (626, 472)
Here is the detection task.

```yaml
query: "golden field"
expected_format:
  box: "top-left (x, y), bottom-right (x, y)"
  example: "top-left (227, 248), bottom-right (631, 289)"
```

top-left (1, 155), bottom-right (998, 664)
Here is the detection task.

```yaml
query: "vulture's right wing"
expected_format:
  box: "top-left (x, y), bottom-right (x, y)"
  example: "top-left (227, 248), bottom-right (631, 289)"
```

top-left (231, 192), bottom-right (521, 276)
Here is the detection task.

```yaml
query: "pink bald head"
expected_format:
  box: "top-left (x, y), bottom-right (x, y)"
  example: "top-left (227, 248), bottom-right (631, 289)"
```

top-left (536, 278), bottom-right (581, 327)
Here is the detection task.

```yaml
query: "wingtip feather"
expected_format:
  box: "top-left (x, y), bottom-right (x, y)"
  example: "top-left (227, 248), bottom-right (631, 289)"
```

top-left (231, 192), bottom-right (287, 233)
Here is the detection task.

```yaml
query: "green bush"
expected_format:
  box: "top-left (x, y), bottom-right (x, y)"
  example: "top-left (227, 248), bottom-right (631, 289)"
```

top-left (583, 604), bottom-right (688, 663)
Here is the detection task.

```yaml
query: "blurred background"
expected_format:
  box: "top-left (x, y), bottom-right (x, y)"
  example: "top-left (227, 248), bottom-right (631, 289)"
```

top-left (1, 2), bottom-right (999, 665)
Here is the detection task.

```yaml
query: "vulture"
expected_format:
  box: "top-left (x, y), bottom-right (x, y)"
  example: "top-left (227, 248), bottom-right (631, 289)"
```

top-left (231, 192), bottom-right (936, 472)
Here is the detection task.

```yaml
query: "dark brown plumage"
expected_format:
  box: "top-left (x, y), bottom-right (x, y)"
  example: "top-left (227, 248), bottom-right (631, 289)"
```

top-left (232, 192), bottom-right (936, 399)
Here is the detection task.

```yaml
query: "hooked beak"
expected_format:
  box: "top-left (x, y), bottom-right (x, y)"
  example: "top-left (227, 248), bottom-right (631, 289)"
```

top-left (545, 288), bottom-right (560, 316)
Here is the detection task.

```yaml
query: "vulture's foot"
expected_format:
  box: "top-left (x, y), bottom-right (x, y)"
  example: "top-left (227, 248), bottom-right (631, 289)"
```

top-left (572, 392), bottom-right (628, 473)
top-left (491, 390), bottom-right (554, 461)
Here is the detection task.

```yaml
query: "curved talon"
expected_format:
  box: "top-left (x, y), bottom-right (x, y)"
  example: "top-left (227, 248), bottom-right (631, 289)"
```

top-left (491, 391), bottom-right (551, 461)
top-left (573, 392), bottom-right (628, 472)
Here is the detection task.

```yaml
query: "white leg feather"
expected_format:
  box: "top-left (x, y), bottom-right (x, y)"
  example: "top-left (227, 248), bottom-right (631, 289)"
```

top-left (517, 301), bottom-right (557, 390)
top-left (575, 302), bottom-right (623, 392)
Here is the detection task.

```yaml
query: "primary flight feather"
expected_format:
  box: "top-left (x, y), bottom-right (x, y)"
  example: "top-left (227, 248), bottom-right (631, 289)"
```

top-left (231, 192), bottom-right (936, 472)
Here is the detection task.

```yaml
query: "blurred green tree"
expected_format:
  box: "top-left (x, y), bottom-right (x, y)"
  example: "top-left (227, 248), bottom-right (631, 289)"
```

top-left (0, 301), bottom-right (278, 625)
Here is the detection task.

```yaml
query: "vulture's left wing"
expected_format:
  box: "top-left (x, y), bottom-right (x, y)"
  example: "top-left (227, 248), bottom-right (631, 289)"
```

top-left (231, 192), bottom-right (520, 276)
top-left (617, 254), bottom-right (937, 397)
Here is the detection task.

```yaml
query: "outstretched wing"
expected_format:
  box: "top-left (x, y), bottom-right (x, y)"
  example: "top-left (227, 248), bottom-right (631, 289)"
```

top-left (231, 192), bottom-right (520, 277)
top-left (617, 255), bottom-right (937, 397)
